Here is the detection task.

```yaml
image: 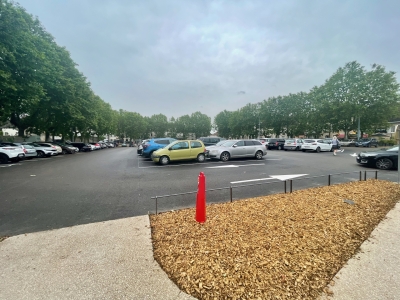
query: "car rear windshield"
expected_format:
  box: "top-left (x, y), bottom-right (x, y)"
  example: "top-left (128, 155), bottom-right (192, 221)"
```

top-left (285, 139), bottom-right (294, 143)
top-left (304, 139), bottom-right (316, 143)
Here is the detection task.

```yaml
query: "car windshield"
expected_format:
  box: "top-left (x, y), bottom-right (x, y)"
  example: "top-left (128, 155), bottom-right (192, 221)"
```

top-left (386, 146), bottom-right (399, 152)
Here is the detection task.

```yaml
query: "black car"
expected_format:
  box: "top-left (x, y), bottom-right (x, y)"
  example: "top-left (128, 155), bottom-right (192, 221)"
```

top-left (52, 142), bottom-right (77, 154)
top-left (265, 138), bottom-right (286, 150)
top-left (198, 137), bottom-right (226, 146)
top-left (356, 146), bottom-right (398, 170)
top-left (68, 142), bottom-right (92, 152)
top-left (355, 138), bottom-right (378, 147)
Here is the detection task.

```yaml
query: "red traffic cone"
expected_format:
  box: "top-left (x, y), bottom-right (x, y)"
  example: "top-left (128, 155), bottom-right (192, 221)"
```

top-left (195, 172), bottom-right (206, 223)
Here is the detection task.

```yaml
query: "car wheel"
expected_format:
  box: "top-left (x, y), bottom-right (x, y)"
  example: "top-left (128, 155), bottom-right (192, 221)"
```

top-left (301, 150), bottom-right (306, 152)
top-left (220, 152), bottom-right (230, 162)
top-left (296, 146), bottom-right (300, 151)
top-left (376, 158), bottom-right (393, 170)
top-left (0, 154), bottom-right (8, 164)
top-left (284, 149), bottom-right (287, 151)
top-left (197, 153), bottom-right (205, 162)
top-left (37, 151), bottom-right (45, 158)
top-left (159, 156), bottom-right (169, 165)
top-left (62, 149), bottom-right (67, 155)
top-left (316, 147), bottom-right (321, 153)
top-left (375, 145), bottom-right (378, 148)
top-left (278, 145), bottom-right (282, 150)
top-left (255, 150), bottom-right (263, 160)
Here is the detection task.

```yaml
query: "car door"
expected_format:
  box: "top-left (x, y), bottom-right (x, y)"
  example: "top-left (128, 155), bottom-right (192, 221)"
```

top-left (244, 140), bottom-right (257, 156)
top-left (169, 141), bottom-right (190, 161)
top-left (229, 140), bottom-right (246, 158)
top-left (319, 139), bottom-right (330, 151)
top-left (190, 141), bottom-right (203, 158)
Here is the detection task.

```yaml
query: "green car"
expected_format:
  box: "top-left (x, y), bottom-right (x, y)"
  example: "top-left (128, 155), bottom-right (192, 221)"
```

top-left (151, 140), bottom-right (206, 165)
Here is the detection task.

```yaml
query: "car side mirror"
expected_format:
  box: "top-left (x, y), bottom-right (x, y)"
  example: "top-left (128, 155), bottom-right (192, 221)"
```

top-left (232, 145), bottom-right (237, 148)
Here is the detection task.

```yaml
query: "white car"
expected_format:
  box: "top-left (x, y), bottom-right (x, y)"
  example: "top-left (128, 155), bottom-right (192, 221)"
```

top-left (0, 143), bottom-right (25, 163)
top-left (284, 138), bottom-right (304, 151)
top-left (301, 139), bottom-right (333, 153)
top-left (37, 142), bottom-right (62, 154)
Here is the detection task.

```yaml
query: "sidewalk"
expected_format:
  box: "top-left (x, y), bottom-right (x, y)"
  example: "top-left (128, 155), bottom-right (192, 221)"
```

top-left (1, 203), bottom-right (399, 300)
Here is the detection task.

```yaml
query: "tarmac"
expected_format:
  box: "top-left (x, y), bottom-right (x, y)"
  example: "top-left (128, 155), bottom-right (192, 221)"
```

top-left (1, 202), bottom-right (399, 300)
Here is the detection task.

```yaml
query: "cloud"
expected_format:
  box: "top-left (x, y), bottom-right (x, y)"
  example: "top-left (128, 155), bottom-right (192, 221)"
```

top-left (16, 0), bottom-right (400, 120)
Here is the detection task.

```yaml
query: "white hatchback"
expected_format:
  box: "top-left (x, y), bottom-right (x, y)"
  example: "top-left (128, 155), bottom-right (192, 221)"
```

top-left (301, 139), bottom-right (332, 153)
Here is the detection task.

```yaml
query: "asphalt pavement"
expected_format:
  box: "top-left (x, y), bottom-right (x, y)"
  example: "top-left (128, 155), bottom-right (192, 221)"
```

top-left (0, 146), bottom-right (399, 299)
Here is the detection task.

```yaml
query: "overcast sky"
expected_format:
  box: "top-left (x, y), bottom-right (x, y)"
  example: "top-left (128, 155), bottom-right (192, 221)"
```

top-left (16, 0), bottom-right (400, 121)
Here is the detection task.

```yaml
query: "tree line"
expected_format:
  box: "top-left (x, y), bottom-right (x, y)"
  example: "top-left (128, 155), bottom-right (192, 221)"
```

top-left (0, 0), bottom-right (211, 142)
top-left (215, 62), bottom-right (400, 139)
top-left (1, 1), bottom-right (399, 142)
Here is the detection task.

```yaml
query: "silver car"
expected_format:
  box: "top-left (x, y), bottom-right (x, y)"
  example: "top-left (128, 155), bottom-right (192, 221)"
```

top-left (23, 143), bottom-right (58, 158)
top-left (206, 139), bottom-right (267, 161)
top-left (284, 138), bottom-right (304, 151)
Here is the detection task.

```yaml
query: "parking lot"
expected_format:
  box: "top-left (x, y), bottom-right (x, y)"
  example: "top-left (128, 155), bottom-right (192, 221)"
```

top-left (1, 146), bottom-right (398, 236)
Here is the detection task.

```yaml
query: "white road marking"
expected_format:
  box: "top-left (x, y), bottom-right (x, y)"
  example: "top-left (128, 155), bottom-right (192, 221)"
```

top-left (350, 153), bottom-right (358, 157)
top-left (230, 174), bottom-right (308, 184)
top-left (270, 174), bottom-right (308, 181)
top-left (231, 177), bottom-right (274, 184)
top-left (206, 163), bottom-right (265, 169)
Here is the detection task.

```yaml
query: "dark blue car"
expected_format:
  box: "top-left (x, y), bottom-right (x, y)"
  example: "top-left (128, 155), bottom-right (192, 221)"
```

top-left (142, 138), bottom-right (176, 158)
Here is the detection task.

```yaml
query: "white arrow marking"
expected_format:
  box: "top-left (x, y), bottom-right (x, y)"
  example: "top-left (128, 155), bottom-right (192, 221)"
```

top-left (270, 174), bottom-right (308, 181)
top-left (350, 153), bottom-right (358, 157)
top-left (231, 178), bottom-right (274, 184)
top-left (231, 174), bottom-right (308, 184)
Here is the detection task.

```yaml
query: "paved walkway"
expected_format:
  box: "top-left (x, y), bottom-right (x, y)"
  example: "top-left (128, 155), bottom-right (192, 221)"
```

top-left (1, 202), bottom-right (399, 300)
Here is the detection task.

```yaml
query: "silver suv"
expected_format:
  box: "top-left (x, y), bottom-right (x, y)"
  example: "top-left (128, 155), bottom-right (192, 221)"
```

top-left (206, 139), bottom-right (267, 161)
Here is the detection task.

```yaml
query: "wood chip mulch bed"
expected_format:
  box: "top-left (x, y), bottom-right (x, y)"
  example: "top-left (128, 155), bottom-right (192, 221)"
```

top-left (150, 179), bottom-right (400, 300)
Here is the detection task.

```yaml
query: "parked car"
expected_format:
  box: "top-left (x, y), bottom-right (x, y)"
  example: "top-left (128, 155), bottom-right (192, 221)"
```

top-left (284, 138), bottom-right (304, 151)
top-left (355, 138), bottom-right (378, 148)
top-left (22, 142), bottom-right (58, 157)
top-left (90, 142), bottom-right (101, 150)
top-left (198, 137), bottom-right (226, 146)
top-left (137, 139), bottom-right (149, 155)
top-left (68, 142), bottom-right (92, 152)
top-left (121, 143), bottom-right (127, 147)
top-left (265, 138), bottom-right (286, 150)
top-left (151, 140), bottom-right (206, 165)
top-left (14, 143), bottom-right (37, 159)
top-left (301, 139), bottom-right (333, 153)
top-left (206, 139), bottom-right (266, 162)
top-left (0, 143), bottom-right (25, 163)
top-left (356, 146), bottom-right (398, 170)
top-left (37, 142), bottom-right (63, 154)
top-left (99, 142), bottom-right (108, 149)
top-left (338, 139), bottom-right (355, 147)
top-left (142, 138), bottom-right (176, 158)
top-left (52, 142), bottom-right (77, 154)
